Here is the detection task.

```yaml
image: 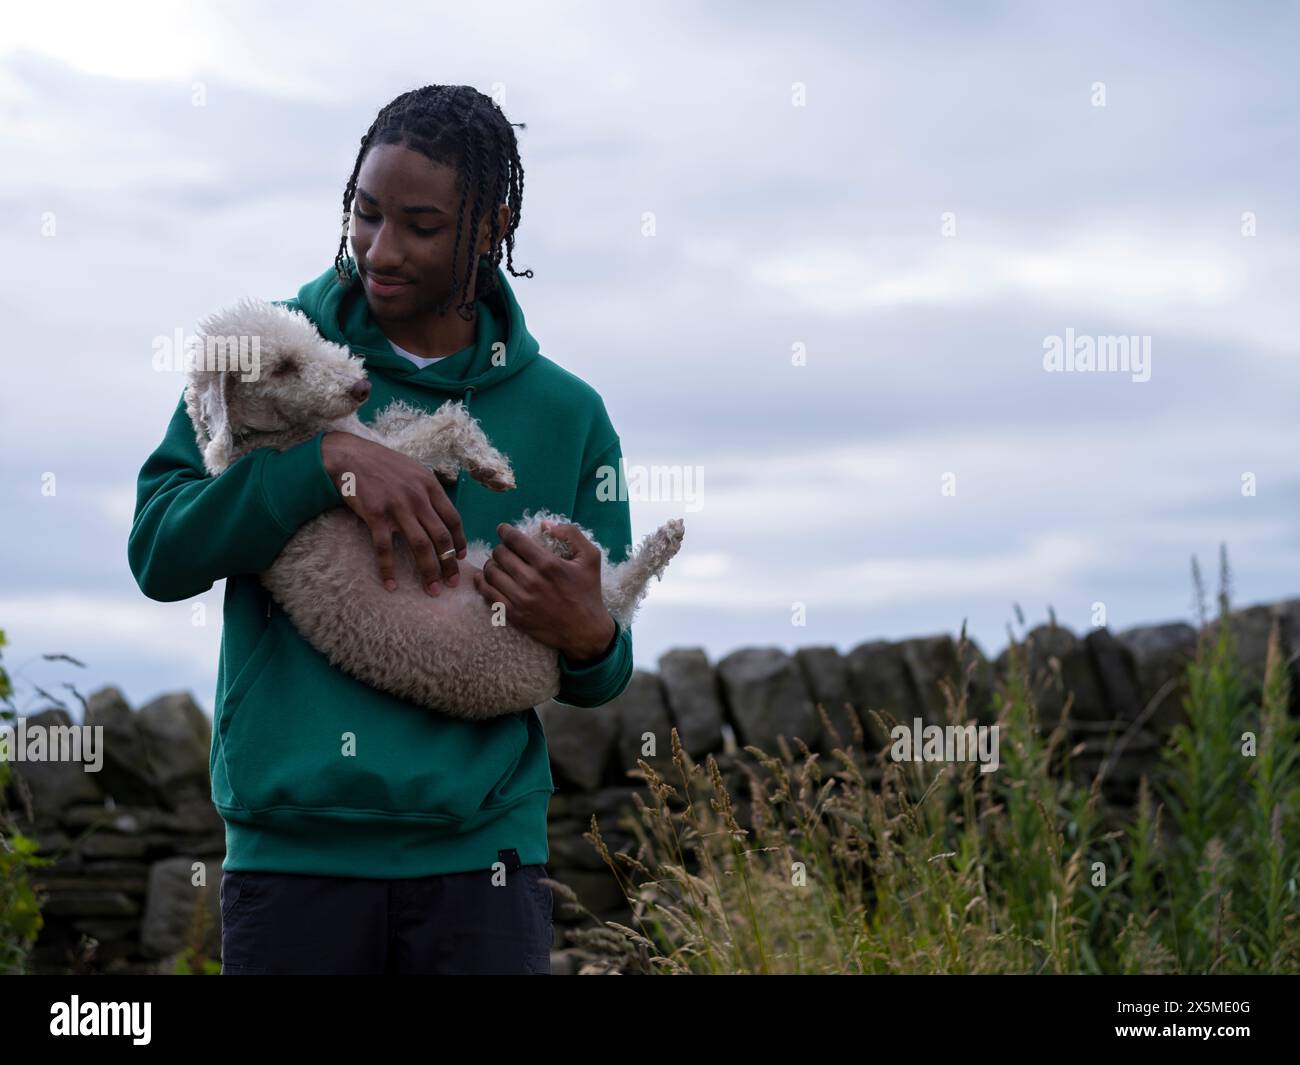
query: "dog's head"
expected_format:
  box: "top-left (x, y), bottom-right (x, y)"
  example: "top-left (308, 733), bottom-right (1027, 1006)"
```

top-left (184, 297), bottom-right (370, 473)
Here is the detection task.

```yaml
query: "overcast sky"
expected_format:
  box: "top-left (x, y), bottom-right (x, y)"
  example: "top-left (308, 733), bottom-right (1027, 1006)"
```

top-left (1, 1), bottom-right (1296, 720)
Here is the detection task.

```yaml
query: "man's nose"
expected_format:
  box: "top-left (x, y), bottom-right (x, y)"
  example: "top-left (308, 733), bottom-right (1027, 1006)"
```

top-left (349, 379), bottom-right (371, 403)
top-left (365, 220), bottom-right (402, 269)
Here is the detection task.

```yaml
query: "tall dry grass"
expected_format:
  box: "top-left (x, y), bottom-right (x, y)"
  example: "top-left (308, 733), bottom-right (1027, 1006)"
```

top-left (560, 550), bottom-right (1300, 974)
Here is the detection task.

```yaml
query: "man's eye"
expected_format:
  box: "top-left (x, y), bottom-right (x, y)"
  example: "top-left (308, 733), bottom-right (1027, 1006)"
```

top-left (413, 226), bottom-right (440, 236)
top-left (355, 209), bottom-right (379, 222)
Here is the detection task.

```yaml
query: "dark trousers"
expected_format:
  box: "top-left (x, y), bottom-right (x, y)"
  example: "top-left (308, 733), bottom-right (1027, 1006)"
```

top-left (219, 864), bottom-right (554, 974)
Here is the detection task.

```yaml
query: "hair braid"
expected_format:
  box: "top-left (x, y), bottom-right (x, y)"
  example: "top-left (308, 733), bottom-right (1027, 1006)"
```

top-left (503, 130), bottom-right (530, 281)
top-left (451, 93), bottom-right (486, 321)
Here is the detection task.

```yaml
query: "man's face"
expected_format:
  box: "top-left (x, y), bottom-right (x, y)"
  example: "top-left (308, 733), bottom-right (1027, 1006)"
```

top-left (349, 142), bottom-right (504, 321)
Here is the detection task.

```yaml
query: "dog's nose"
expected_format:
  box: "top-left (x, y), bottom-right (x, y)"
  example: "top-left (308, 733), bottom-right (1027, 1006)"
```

top-left (349, 379), bottom-right (371, 403)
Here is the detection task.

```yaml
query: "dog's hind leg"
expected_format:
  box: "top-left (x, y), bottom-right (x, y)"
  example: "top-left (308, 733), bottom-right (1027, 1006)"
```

top-left (602, 518), bottom-right (685, 627)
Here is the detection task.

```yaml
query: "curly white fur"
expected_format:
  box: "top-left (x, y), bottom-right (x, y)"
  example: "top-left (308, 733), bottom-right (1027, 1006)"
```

top-left (184, 297), bottom-right (684, 720)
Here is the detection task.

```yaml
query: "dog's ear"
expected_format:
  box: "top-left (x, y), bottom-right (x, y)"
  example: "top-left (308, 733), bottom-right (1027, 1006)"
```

top-left (184, 365), bottom-right (235, 475)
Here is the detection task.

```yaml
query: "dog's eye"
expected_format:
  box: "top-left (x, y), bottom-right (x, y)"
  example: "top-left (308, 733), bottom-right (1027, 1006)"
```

top-left (271, 362), bottom-right (299, 377)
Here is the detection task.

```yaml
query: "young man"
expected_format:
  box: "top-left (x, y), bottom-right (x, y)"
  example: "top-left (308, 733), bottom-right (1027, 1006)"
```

top-left (128, 85), bottom-right (633, 974)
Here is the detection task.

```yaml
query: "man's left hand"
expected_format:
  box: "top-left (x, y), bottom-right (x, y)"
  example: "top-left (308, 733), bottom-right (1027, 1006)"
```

top-left (473, 520), bottom-right (616, 664)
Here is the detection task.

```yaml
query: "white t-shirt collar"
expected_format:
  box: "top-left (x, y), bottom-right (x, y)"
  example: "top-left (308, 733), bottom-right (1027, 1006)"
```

top-left (388, 338), bottom-right (448, 369)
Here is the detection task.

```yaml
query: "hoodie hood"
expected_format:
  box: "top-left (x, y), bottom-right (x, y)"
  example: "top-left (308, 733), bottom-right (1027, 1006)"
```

top-left (292, 258), bottom-right (540, 395)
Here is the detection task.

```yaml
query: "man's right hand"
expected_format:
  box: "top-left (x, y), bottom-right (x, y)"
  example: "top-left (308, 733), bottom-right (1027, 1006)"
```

top-left (321, 431), bottom-right (467, 596)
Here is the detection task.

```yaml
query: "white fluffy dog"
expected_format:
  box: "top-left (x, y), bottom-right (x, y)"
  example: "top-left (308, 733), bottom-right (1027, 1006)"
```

top-left (184, 297), bottom-right (684, 720)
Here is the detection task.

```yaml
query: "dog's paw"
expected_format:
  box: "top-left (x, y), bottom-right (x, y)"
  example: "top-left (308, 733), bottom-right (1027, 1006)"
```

top-left (473, 463), bottom-right (516, 492)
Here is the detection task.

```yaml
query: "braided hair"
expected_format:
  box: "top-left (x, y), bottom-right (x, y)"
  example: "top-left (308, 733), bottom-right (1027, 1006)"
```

top-left (333, 85), bottom-right (533, 319)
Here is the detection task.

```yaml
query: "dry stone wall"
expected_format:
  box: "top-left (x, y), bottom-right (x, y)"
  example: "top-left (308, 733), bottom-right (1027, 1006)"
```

top-left (7, 597), bottom-right (1298, 973)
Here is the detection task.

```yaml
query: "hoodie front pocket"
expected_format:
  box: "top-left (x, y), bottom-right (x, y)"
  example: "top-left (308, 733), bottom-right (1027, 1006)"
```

top-left (218, 612), bottom-right (531, 822)
top-left (213, 619), bottom-right (282, 811)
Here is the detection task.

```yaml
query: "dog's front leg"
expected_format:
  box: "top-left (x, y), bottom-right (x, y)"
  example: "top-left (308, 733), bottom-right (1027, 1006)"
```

top-left (383, 402), bottom-right (516, 492)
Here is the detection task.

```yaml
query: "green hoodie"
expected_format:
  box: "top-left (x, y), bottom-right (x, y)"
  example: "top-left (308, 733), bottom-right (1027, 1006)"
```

top-left (128, 260), bottom-right (634, 878)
